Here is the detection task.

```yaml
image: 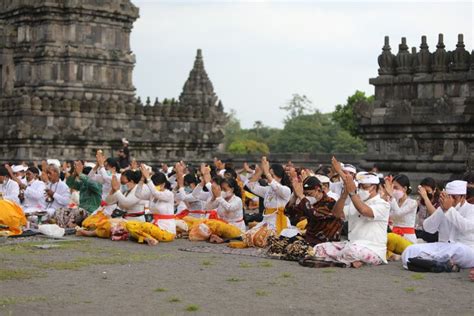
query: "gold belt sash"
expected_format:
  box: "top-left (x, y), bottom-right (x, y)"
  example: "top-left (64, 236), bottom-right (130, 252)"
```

top-left (264, 207), bottom-right (287, 235)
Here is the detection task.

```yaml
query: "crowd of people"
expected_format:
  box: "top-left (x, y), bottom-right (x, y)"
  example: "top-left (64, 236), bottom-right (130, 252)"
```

top-left (1, 140), bottom-right (473, 281)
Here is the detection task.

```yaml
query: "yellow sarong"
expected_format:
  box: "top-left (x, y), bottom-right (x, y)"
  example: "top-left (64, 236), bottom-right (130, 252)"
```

top-left (0, 200), bottom-right (27, 236)
top-left (265, 207), bottom-right (287, 235)
top-left (125, 221), bottom-right (175, 243)
top-left (180, 216), bottom-right (242, 239)
top-left (82, 211), bottom-right (112, 238)
top-left (386, 232), bottom-right (413, 258)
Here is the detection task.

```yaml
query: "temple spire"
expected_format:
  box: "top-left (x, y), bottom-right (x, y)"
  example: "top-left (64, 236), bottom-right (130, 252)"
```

top-left (179, 49), bottom-right (219, 107)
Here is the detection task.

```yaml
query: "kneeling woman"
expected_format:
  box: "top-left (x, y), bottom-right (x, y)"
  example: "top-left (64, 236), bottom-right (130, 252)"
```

top-left (135, 166), bottom-right (176, 241)
top-left (208, 178), bottom-right (246, 232)
top-left (105, 170), bottom-right (145, 221)
top-left (246, 157), bottom-right (292, 235)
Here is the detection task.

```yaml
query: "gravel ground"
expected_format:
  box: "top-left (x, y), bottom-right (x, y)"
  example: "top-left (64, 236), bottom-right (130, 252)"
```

top-left (0, 236), bottom-right (473, 316)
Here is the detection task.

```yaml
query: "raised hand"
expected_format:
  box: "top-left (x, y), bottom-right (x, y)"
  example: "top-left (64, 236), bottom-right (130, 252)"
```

top-left (140, 164), bottom-right (150, 180)
top-left (418, 185), bottom-right (428, 200)
top-left (292, 178), bottom-right (304, 199)
top-left (243, 162), bottom-right (253, 173)
top-left (383, 176), bottom-right (394, 197)
top-left (440, 191), bottom-right (455, 212)
top-left (111, 172), bottom-right (120, 193)
top-left (261, 156), bottom-right (270, 175)
top-left (342, 173), bottom-right (356, 194)
top-left (331, 156), bottom-right (344, 177)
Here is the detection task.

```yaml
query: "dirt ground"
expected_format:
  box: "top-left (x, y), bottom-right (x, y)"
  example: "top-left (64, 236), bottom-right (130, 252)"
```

top-left (0, 236), bottom-right (472, 316)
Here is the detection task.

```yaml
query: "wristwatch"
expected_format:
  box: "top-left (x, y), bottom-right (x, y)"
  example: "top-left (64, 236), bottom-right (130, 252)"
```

top-left (348, 191), bottom-right (357, 197)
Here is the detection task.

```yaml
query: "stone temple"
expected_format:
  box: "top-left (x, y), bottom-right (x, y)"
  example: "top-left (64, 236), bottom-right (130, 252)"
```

top-left (356, 34), bottom-right (474, 182)
top-left (0, 0), bottom-right (227, 163)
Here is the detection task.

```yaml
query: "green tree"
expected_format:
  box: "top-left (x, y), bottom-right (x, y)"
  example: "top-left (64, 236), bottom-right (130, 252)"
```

top-left (223, 109), bottom-right (242, 148)
top-left (228, 139), bottom-right (270, 155)
top-left (279, 94), bottom-right (314, 123)
top-left (332, 90), bottom-right (374, 137)
top-left (274, 111), bottom-right (366, 154)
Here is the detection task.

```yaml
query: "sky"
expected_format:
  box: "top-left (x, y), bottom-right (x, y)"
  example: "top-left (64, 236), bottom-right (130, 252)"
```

top-left (130, 0), bottom-right (473, 128)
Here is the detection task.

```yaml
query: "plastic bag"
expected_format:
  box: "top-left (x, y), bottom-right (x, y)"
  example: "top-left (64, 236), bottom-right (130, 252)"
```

top-left (188, 223), bottom-right (212, 241)
top-left (38, 224), bottom-right (65, 238)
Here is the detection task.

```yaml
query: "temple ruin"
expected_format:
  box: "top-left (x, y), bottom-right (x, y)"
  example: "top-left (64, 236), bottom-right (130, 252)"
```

top-left (356, 34), bottom-right (474, 181)
top-left (0, 0), bottom-right (227, 163)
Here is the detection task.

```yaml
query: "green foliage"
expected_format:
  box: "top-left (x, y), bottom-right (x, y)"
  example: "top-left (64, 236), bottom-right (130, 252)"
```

top-left (273, 111), bottom-right (366, 154)
top-left (332, 90), bottom-right (374, 137)
top-left (280, 94), bottom-right (314, 123)
top-left (222, 91), bottom-right (369, 154)
top-left (228, 140), bottom-right (269, 155)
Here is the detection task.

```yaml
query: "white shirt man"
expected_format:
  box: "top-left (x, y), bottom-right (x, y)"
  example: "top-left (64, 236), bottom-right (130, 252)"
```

top-left (44, 165), bottom-right (71, 217)
top-left (22, 177), bottom-right (47, 214)
top-left (0, 175), bottom-right (20, 205)
top-left (402, 180), bottom-right (474, 269)
top-left (313, 172), bottom-right (390, 267)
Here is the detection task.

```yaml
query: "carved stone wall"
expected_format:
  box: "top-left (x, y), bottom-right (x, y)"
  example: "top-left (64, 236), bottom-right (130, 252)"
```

top-left (356, 33), bottom-right (474, 181)
top-left (0, 1), bottom-right (227, 163)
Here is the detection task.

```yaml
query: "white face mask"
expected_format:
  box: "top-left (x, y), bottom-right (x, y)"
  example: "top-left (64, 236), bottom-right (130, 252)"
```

top-left (306, 196), bottom-right (318, 205)
top-left (392, 190), bottom-right (404, 201)
top-left (358, 189), bottom-right (371, 201)
top-left (120, 184), bottom-right (128, 193)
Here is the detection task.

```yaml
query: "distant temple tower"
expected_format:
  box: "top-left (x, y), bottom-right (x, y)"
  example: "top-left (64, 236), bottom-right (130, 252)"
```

top-left (0, 0), bottom-right (226, 162)
top-left (356, 34), bottom-right (473, 181)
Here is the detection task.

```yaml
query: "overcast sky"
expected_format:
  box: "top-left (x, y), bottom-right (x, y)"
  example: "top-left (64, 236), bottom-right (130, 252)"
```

top-left (131, 0), bottom-right (473, 128)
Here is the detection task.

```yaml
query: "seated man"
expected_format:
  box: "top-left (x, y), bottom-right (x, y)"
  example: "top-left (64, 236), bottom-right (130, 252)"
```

top-left (0, 165), bottom-right (20, 205)
top-left (21, 167), bottom-right (46, 215)
top-left (286, 176), bottom-right (342, 246)
top-left (42, 163), bottom-right (71, 218)
top-left (303, 158), bottom-right (390, 268)
top-left (402, 180), bottom-right (474, 271)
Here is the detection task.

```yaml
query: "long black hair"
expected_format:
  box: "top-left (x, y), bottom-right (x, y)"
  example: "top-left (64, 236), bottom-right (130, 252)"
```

top-left (151, 172), bottom-right (171, 190)
top-left (393, 174), bottom-right (411, 194)
top-left (420, 177), bottom-right (437, 191)
top-left (221, 178), bottom-right (242, 199)
top-left (184, 174), bottom-right (198, 186)
top-left (122, 169), bottom-right (142, 184)
top-left (106, 157), bottom-right (120, 172)
top-left (271, 163), bottom-right (292, 191)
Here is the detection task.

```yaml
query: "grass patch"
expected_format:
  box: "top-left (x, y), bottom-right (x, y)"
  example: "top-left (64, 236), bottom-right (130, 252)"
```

top-left (256, 290), bottom-right (268, 297)
top-left (168, 297), bottom-right (181, 303)
top-left (411, 273), bottom-right (425, 280)
top-left (393, 279), bottom-right (400, 284)
top-left (226, 277), bottom-right (243, 282)
top-left (185, 304), bottom-right (200, 312)
top-left (280, 272), bottom-right (292, 278)
top-left (0, 296), bottom-right (47, 306)
top-left (201, 260), bottom-right (213, 266)
top-left (154, 288), bottom-right (168, 292)
top-left (404, 287), bottom-right (416, 293)
top-left (239, 262), bottom-right (252, 268)
top-left (260, 261), bottom-right (273, 268)
top-left (0, 268), bottom-right (36, 281)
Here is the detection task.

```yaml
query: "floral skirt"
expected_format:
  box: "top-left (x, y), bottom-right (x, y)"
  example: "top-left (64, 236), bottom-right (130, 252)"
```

top-left (314, 241), bottom-right (383, 267)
